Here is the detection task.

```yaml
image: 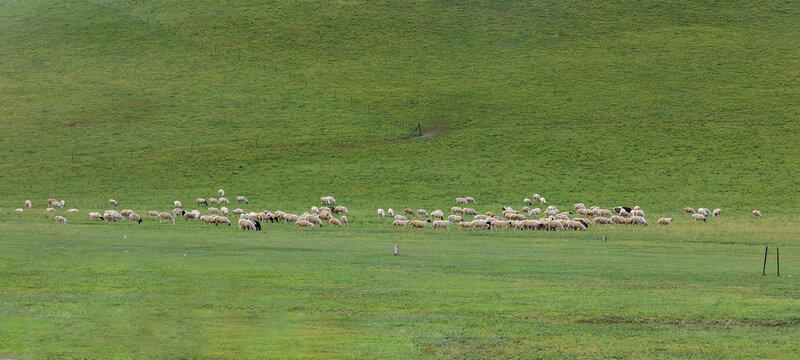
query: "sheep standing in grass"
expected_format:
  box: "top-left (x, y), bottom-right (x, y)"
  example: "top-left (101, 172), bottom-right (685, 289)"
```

top-left (528, 208), bottom-right (541, 216)
top-left (89, 212), bottom-right (102, 221)
top-left (388, 208), bottom-right (394, 216)
top-left (593, 217), bottom-right (613, 225)
top-left (451, 206), bottom-right (463, 214)
top-left (377, 209), bottom-right (385, 217)
top-left (625, 216), bottom-right (648, 225)
top-left (692, 214), bottom-right (707, 222)
top-left (684, 207), bottom-right (695, 214)
top-left (448, 215), bottom-right (463, 223)
top-left (394, 215), bottom-right (408, 222)
top-left (335, 206), bottom-right (349, 214)
top-left (658, 218), bottom-right (673, 225)
top-left (208, 207), bottom-right (220, 214)
top-left (120, 209), bottom-right (134, 217)
top-left (129, 213), bottom-right (142, 224)
top-left (712, 208), bottom-right (721, 217)
top-left (697, 208), bottom-right (711, 216)
top-left (631, 209), bottom-right (645, 218)
top-left (159, 212), bottom-right (176, 224)
top-left (539, 197), bottom-right (547, 204)
top-left (433, 220), bottom-right (450, 230)
top-left (148, 211), bottom-right (159, 217)
top-left (55, 216), bottom-right (67, 224)
top-left (239, 218), bottom-right (256, 231)
top-left (25, 200), bottom-right (32, 208)
top-left (610, 216), bottom-right (625, 224)
top-left (465, 196), bottom-right (477, 204)
top-left (15, 208), bottom-right (23, 212)
top-left (174, 201), bottom-right (182, 208)
top-left (431, 210), bottom-right (444, 220)
top-left (524, 198), bottom-right (532, 205)
top-left (393, 219), bottom-right (410, 227)
top-left (409, 219), bottom-right (431, 230)
top-left (463, 208), bottom-right (478, 215)
top-left (456, 197), bottom-right (467, 204)
top-left (236, 196), bottom-right (249, 204)
top-left (416, 209), bottom-right (429, 217)
top-left (753, 210), bottom-right (762, 218)
top-left (330, 218), bottom-right (342, 227)
top-left (295, 220), bottom-right (314, 229)
top-left (215, 216), bottom-right (231, 226)
top-left (109, 199), bottom-right (117, 207)
top-left (404, 208), bottom-right (414, 216)
top-left (219, 197), bottom-right (230, 205)
top-left (341, 216), bottom-right (348, 226)
top-left (197, 198), bottom-right (207, 206)
top-left (208, 198), bottom-right (219, 205)
top-left (218, 189), bottom-right (225, 197)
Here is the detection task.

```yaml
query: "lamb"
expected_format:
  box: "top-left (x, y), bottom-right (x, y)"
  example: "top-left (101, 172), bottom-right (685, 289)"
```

top-left (218, 189), bottom-right (225, 197)
top-left (692, 214), bottom-right (707, 222)
top-left (465, 196), bottom-right (476, 204)
top-left (341, 216), bottom-right (348, 226)
top-left (219, 197), bottom-right (231, 204)
top-left (236, 196), bottom-right (249, 204)
top-left (432, 220), bottom-right (450, 230)
top-left (532, 194), bottom-right (541, 201)
top-left (89, 212), bottom-right (103, 221)
top-left (174, 200), bottom-right (182, 208)
top-left (25, 200), bottom-right (32, 208)
top-left (416, 209), bottom-right (428, 217)
top-left (148, 211), bottom-right (159, 217)
top-left (593, 217), bottom-right (613, 225)
top-left (448, 215), bottom-right (463, 223)
top-left (197, 198), bottom-right (208, 206)
top-left (524, 198), bottom-right (532, 205)
top-left (431, 210), bottom-right (444, 219)
top-left (66, 209), bottom-right (79, 213)
top-left (329, 218), bottom-right (342, 227)
top-left (208, 198), bottom-right (220, 205)
top-left (129, 213), bottom-right (142, 224)
top-left (684, 207), bottom-right (695, 214)
top-left (295, 220), bottom-right (315, 229)
top-left (462, 208), bottom-right (478, 215)
top-left (159, 212), bottom-right (176, 224)
top-left (55, 216), bottom-right (67, 224)
top-left (658, 218), bottom-right (673, 225)
top-left (752, 210), bottom-right (762, 218)
top-left (214, 216), bottom-right (231, 226)
top-left (712, 209), bottom-right (721, 217)
top-left (521, 206), bottom-right (530, 213)
top-left (409, 219), bottom-right (431, 230)
top-left (456, 197), bottom-right (467, 204)
top-left (208, 207), bottom-right (220, 214)
top-left (377, 208), bottom-right (385, 217)
top-left (393, 219), bottom-right (410, 227)
top-left (387, 208), bottom-right (394, 216)
top-left (109, 199), bottom-right (117, 206)
top-left (238, 218), bottom-right (256, 230)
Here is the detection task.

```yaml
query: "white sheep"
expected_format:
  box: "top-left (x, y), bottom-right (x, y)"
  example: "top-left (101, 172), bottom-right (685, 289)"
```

top-left (448, 215), bottom-right (463, 223)
top-left (239, 218), bottom-right (256, 230)
top-left (409, 219), bottom-right (431, 230)
top-left (377, 208), bottom-right (385, 217)
top-left (392, 219), bottom-right (410, 227)
top-left (25, 200), bottom-right (32, 208)
top-left (221, 207), bottom-right (229, 215)
top-left (129, 213), bottom-right (142, 223)
top-left (388, 208), bottom-right (394, 216)
top-left (218, 189), bottom-right (225, 197)
top-left (524, 198), bottom-right (532, 205)
top-left (159, 212), bottom-right (175, 224)
top-left (456, 197), bottom-right (467, 204)
top-left (235, 196), bottom-right (248, 204)
top-left (753, 210), bottom-right (762, 218)
top-left (208, 207), bottom-right (220, 214)
top-left (658, 218), bottom-right (673, 225)
top-left (208, 198), bottom-right (220, 205)
top-left (15, 208), bottom-right (24, 212)
top-left (692, 214), bottom-right (707, 222)
top-left (539, 197), bottom-right (547, 204)
top-left (89, 212), bottom-right (103, 221)
top-left (219, 197), bottom-right (231, 204)
top-left (148, 211), bottom-right (159, 217)
top-left (214, 216), bottom-right (231, 226)
top-left (46, 208), bottom-right (56, 212)
top-left (712, 209), bottom-right (721, 217)
top-left (341, 216), bottom-right (348, 226)
top-left (174, 200), bottom-right (182, 208)
top-left (465, 196), bottom-right (476, 204)
top-left (432, 220), bottom-right (450, 230)
top-left (295, 220), bottom-right (315, 229)
top-left (109, 199), bottom-right (117, 206)
top-left (55, 216), bottom-right (67, 224)
top-left (197, 198), bottom-right (208, 206)
top-left (417, 209), bottom-right (428, 217)
top-left (431, 210), bottom-right (444, 219)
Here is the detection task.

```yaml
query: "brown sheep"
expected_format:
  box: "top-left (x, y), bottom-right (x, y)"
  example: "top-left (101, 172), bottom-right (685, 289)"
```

top-left (712, 208), bottom-right (721, 217)
top-left (684, 207), bottom-right (695, 214)
top-left (752, 210), bottom-right (762, 218)
top-left (658, 218), bottom-right (673, 225)
top-left (409, 219), bottom-right (431, 230)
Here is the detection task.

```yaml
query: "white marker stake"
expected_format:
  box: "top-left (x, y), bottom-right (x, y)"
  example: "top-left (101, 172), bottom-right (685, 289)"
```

top-left (394, 244), bottom-right (399, 256)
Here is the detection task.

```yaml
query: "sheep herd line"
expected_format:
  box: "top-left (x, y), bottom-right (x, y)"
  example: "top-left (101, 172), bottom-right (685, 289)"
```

top-left (14, 192), bottom-right (349, 231)
top-left (13, 191), bottom-right (764, 232)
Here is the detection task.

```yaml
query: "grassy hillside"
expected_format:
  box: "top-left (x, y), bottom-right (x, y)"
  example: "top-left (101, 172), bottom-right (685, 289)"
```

top-left (1, 0), bottom-right (798, 211)
top-left (1, 0), bottom-right (800, 358)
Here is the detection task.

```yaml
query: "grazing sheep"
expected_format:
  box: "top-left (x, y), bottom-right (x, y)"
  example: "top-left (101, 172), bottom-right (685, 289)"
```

top-left (415, 209), bottom-right (428, 217)
top-left (197, 198), bottom-right (208, 206)
top-left (566, 220), bottom-right (587, 231)
top-left (329, 218), bottom-right (342, 227)
top-left (456, 197), bottom-right (467, 204)
top-left (544, 219), bottom-right (564, 231)
top-left (148, 211), bottom-right (159, 217)
top-left (55, 216), bottom-right (67, 224)
top-left (463, 208), bottom-right (478, 215)
top-left (66, 209), bottom-right (79, 213)
top-left (574, 203), bottom-right (586, 210)
top-left (619, 210), bottom-right (631, 217)
top-left (334, 206), bottom-right (349, 214)
top-left (236, 196), bottom-right (249, 204)
top-left (658, 218), bottom-right (673, 225)
top-left (109, 199), bottom-right (117, 206)
top-left (46, 208), bottom-right (56, 212)
top-left (712, 208), bottom-right (721, 217)
top-left (341, 216), bottom-right (348, 226)
top-left (238, 218), bottom-right (256, 231)
top-left (459, 221), bottom-right (472, 229)
top-left (520, 220), bottom-right (543, 230)
top-left (752, 210), bottom-right (762, 218)
top-left (377, 208), bottom-right (385, 217)
top-left (306, 215), bottom-right (323, 227)
top-left (697, 208), bottom-right (711, 216)
top-left (555, 214), bottom-right (569, 221)
top-left (25, 200), bottom-right (32, 208)
top-left (208, 207), bottom-right (220, 214)
top-left (218, 189), bottom-right (224, 197)
top-left (431, 210), bottom-right (444, 219)
top-left (610, 216), bottom-right (626, 224)
top-left (404, 208), bottom-right (414, 216)
top-left (409, 219), bottom-right (431, 230)
top-left (491, 220), bottom-right (511, 229)
top-left (532, 194), bottom-right (541, 201)
top-left (448, 215), bottom-right (463, 223)
top-left (219, 197), bottom-right (230, 205)
top-left (539, 197), bottom-right (547, 204)
top-left (469, 219), bottom-right (491, 231)
top-left (387, 208), bottom-right (394, 216)
top-left (89, 212), bottom-right (103, 221)
top-left (524, 198), bottom-right (532, 205)
top-left (625, 216), bottom-right (648, 226)
top-left (528, 208), bottom-right (541, 216)
top-left (200, 215), bottom-right (215, 224)
top-left (174, 200), bottom-right (182, 208)
top-left (631, 209), bottom-right (645, 218)
top-left (54, 200), bottom-right (65, 208)
top-left (433, 220), bottom-right (450, 230)
top-left (392, 219), bottom-right (410, 227)
top-left (465, 196), bottom-right (477, 204)
top-left (598, 209), bottom-right (613, 218)
top-left (159, 212), bottom-right (176, 225)
top-left (295, 220), bottom-right (315, 229)
top-left (184, 211), bottom-right (199, 221)
top-left (451, 206), bottom-right (463, 214)
top-left (318, 212), bottom-right (332, 220)
top-left (692, 214), bottom-right (707, 222)
top-left (394, 215), bottom-right (408, 222)
top-left (473, 215), bottom-right (488, 221)
top-left (120, 209), bottom-right (134, 217)
top-left (173, 208), bottom-right (186, 217)
top-left (684, 207), bottom-right (695, 214)
top-left (232, 208), bottom-right (243, 215)
top-left (129, 213), bottom-right (142, 224)
top-left (208, 198), bottom-right (220, 205)
top-left (593, 217), bottom-right (613, 225)
top-left (15, 208), bottom-right (23, 212)
top-left (214, 216), bottom-right (231, 226)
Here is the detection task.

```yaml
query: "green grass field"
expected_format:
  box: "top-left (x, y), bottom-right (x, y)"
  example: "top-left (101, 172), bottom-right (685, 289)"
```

top-left (1, 0), bottom-right (799, 358)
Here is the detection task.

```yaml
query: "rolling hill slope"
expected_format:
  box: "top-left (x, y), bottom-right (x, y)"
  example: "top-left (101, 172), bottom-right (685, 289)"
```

top-left (1, 0), bottom-right (799, 211)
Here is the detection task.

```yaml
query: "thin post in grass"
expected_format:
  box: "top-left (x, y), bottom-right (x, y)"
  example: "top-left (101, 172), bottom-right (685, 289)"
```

top-left (777, 247), bottom-right (780, 276)
top-left (763, 246), bottom-right (768, 276)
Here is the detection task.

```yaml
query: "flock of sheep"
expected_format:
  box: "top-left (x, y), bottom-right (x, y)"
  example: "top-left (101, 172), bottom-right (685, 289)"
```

top-left (14, 191), bottom-right (350, 231)
top-left (380, 193), bottom-right (764, 231)
top-left (12, 191), bottom-right (765, 233)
